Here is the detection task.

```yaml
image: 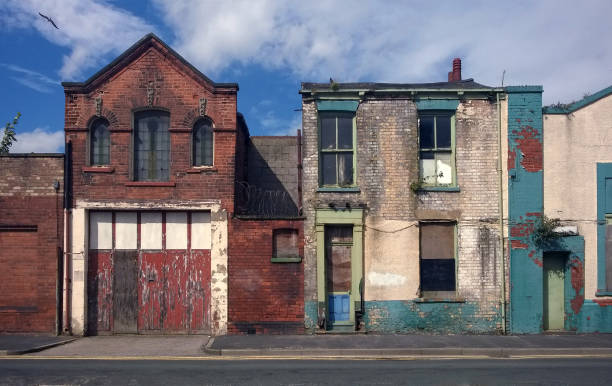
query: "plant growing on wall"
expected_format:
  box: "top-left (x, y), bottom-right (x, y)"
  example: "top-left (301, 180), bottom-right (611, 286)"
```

top-left (533, 215), bottom-right (562, 246)
top-left (410, 171), bottom-right (445, 193)
top-left (1, 112), bottom-right (21, 155)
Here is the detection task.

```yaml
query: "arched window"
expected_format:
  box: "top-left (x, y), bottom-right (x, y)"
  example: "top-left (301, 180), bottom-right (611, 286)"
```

top-left (193, 118), bottom-right (213, 166)
top-left (90, 118), bottom-right (110, 165)
top-left (134, 110), bottom-right (170, 181)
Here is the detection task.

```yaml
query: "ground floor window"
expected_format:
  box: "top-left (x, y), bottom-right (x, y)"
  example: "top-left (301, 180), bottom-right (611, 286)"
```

top-left (419, 222), bottom-right (456, 295)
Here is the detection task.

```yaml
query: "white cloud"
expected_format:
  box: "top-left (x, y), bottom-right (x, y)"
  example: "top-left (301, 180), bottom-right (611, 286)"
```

top-left (0, 0), bottom-right (154, 80)
top-left (1, 64), bottom-right (59, 93)
top-left (11, 128), bottom-right (64, 153)
top-left (153, 0), bottom-right (612, 104)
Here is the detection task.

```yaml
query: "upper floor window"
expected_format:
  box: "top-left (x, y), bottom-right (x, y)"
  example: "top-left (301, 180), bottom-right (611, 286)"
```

top-left (418, 112), bottom-right (455, 186)
top-left (134, 110), bottom-right (170, 181)
top-left (193, 118), bottom-right (213, 166)
top-left (90, 118), bottom-right (110, 165)
top-left (319, 112), bottom-right (355, 187)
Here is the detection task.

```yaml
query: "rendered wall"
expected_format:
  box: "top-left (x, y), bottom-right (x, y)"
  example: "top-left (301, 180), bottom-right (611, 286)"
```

top-left (543, 91), bottom-right (612, 331)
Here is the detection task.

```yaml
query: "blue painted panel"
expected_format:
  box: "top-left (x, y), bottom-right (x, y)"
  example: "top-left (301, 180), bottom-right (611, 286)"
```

top-left (597, 163), bottom-right (612, 290)
top-left (328, 294), bottom-right (350, 322)
top-left (605, 178), bottom-right (612, 212)
top-left (415, 99), bottom-right (459, 111)
top-left (316, 100), bottom-right (359, 112)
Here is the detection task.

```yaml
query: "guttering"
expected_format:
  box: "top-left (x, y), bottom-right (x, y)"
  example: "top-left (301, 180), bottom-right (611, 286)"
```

top-left (299, 87), bottom-right (506, 95)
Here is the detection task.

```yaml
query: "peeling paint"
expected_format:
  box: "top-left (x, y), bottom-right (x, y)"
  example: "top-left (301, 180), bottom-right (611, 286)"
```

top-left (512, 126), bottom-right (543, 172)
top-left (570, 257), bottom-right (584, 315)
top-left (367, 271), bottom-right (407, 287)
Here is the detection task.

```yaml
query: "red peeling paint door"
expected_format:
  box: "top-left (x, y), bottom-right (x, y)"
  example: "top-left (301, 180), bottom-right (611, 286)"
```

top-left (88, 210), bottom-right (212, 335)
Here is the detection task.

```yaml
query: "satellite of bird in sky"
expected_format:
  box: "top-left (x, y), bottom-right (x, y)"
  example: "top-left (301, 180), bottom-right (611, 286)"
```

top-left (38, 12), bottom-right (59, 29)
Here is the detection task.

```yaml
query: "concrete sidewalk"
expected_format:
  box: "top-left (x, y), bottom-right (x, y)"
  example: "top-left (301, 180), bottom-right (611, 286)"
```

top-left (0, 335), bottom-right (76, 355)
top-left (205, 333), bottom-right (612, 358)
top-left (4, 333), bottom-right (612, 359)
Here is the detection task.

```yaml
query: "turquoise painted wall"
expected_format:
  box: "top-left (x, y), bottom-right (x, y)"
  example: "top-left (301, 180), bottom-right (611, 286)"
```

top-left (304, 300), bottom-right (318, 331)
top-left (364, 301), bottom-right (501, 334)
top-left (506, 86), bottom-right (544, 334)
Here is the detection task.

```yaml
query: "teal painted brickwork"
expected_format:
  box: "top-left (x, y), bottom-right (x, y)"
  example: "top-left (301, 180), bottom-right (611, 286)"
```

top-left (415, 99), bottom-right (459, 111)
top-left (304, 300), bottom-right (318, 331)
top-left (506, 86), bottom-right (544, 334)
top-left (363, 301), bottom-right (501, 334)
top-left (578, 301), bottom-right (612, 332)
top-left (316, 100), bottom-right (359, 112)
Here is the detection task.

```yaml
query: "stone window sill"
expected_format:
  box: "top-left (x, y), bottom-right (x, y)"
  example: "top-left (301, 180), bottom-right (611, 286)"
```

top-left (595, 290), bottom-right (612, 297)
top-left (317, 187), bottom-right (361, 193)
top-left (415, 296), bottom-right (465, 303)
top-left (124, 181), bottom-right (176, 187)
top-left (83, 166), bottom-right (114, 173)
top-left (186, 166), bottom-right (217, 174)
top-left (417, 186), bottom-right (460, 192)
top-left (270, 256), bottom-right (302, 263)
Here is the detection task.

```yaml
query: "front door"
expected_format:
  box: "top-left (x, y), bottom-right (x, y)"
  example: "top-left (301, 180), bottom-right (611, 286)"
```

top-left (543, 252), bottom-right (566, 331)
top-left (325, 226), bottom-right (353, 328)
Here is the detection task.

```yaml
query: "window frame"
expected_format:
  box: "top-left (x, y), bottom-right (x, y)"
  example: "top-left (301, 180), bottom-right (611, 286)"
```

top-left (88, 117), bottom-right (111, 166)
top-left (419, 221), bottom-right (458, 298)
top-left (191, 117), bottom-right (215, 167)
top-left (131, 109), bottom-right (171, 182)
top-left (271, 228), bottom-right (301, 263)
top-left (318, 111), bottom-right (357, 188)
top-left (417, 111), bottom-right (456, 187)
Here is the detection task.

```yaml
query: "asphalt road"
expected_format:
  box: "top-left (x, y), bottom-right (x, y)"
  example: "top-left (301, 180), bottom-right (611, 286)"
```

top-left (0, 357), bottom-right (611, 385)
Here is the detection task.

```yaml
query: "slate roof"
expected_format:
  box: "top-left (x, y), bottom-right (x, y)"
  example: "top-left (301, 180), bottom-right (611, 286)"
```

top-left (301, 78), bottom-right (495, 92)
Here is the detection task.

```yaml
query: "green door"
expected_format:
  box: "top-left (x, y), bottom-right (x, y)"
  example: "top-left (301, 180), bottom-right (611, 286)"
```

top-left (543, 253), bottom-right (565, 331)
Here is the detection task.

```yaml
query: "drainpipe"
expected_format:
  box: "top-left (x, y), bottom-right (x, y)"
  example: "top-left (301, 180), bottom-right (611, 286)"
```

top-left (497, 92), bottom-right (507, 334)
top-left (297, 129), bottom-right (303, 216)
top-left (62, 141), bottom-right (72, 335)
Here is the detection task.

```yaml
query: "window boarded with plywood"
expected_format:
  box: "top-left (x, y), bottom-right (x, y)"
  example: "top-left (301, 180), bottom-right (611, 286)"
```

top-left (420, 222), bottom-right (456, 293)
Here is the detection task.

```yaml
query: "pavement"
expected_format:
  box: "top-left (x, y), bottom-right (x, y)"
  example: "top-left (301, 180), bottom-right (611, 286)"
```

top-left (2, 333), bottom-right (612, 359)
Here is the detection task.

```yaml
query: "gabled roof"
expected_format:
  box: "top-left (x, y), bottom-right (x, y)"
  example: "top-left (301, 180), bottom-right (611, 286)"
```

top-left (543, 85), bottom-right (612, 114)
top-left (62, 33), bottom-right (238, 92)
top-left (300, 78), bottom-right (498, 93)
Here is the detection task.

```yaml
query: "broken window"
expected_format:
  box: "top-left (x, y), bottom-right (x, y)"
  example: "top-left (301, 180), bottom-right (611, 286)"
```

top-left (420, 222), bottom-right (456, 294)
top-left (90, 118), bottom-right (110, 165)
top-left (319, 112), bottom-right (355, 187)
top-left (418, 112), bottom-right (454, 186)
top-left (134, 110), bottom-right (170, 181)
top-left (273, 229), bottom-right (300, 261)
top-left (193, 118), bottom-right (213, 166)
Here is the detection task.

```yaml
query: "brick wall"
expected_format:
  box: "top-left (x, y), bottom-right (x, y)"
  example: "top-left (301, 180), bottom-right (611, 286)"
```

top-left (228, 218), bottom-right (304, 334)
top-left (301, 93), bottom-right (504, 333)
top-left (0, 155), bottom-right (64, 333)
top-left (64, 36), bottom-right (239, 212)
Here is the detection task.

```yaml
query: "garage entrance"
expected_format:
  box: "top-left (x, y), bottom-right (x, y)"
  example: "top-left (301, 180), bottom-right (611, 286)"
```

top-left (87, 211), bottom-right (211, 334)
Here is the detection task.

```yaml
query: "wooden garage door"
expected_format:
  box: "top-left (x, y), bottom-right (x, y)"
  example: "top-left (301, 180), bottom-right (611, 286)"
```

top-left (87, 211), bottom-right (211, 334)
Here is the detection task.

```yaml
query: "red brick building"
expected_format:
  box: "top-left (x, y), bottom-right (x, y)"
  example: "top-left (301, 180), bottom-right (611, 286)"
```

top-left (61, 34), bottom-right (303, 335)
top-left (0, 154), bottom-right (64, 333)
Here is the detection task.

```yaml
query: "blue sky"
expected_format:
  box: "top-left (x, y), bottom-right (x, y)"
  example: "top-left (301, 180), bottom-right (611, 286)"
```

top-left (1, 0), bottom-right (611, 153)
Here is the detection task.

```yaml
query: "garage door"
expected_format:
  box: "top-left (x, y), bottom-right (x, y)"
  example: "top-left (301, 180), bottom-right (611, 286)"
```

top-left (87, 211), bottom-right (211, 334)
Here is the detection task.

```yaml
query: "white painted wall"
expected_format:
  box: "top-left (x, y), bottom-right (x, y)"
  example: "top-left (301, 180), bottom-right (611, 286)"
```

top-left (544, 93), bottom-right (612, 299)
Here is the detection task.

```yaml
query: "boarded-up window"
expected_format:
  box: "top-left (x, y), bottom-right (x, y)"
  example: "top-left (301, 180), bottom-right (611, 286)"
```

top-left (115, 212), bottom-right (137, 250)
top-left (141, 212), bottom-right (162, 250)
top-left (90, 212), bottom-right (112, 249)
top-left (325, 226), bottom-right (353, 293)
top-left (420, 222), bottom-right (456, 292)
top-left (191, 212), bottom-right (211, 250)
top-left (166, 212), bottom-right (187, 249)
top-left (273, 229), bottom-right (299, 259)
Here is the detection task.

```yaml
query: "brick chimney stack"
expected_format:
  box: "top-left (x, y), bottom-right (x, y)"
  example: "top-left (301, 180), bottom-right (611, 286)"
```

top-left (448, 58), bottom-right (462, 82)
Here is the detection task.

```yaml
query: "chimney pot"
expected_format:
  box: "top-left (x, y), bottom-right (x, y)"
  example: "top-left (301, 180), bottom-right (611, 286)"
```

top-left (450, 58), bottom-right (462, 82)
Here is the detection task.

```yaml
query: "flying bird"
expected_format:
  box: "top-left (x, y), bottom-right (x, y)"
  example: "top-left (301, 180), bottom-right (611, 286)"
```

top-left (38, 12), bottom-right (59, 29)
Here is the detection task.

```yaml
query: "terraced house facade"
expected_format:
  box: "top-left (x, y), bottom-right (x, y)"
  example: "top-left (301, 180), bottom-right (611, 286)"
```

top-left (300, 60), bottom-right (509, 333)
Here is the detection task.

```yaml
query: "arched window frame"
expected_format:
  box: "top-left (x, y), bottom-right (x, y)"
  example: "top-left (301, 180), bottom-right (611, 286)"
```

top-left (132, 109), bottom-right (171, 181)
top-left (192, 117), bottom-right (214, 167)
top-left (88, 117), bottom-right (110, 166)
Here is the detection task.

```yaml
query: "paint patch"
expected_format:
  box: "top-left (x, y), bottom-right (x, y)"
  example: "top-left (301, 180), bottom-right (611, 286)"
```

top-left (511, 240), bottom-right (529, 249)
top-left (510, 222), bottom-right (535, 238)
top-left (570, 257), bottom-right (585, 314)
top-left (508, 148), bottom-right (516, 171)
top-left (367, 271), bottom-right (407, 287)
top-left (593, 299), bottom-right (612, 306)
top-left (513, 126), bottom-right (543, 172)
